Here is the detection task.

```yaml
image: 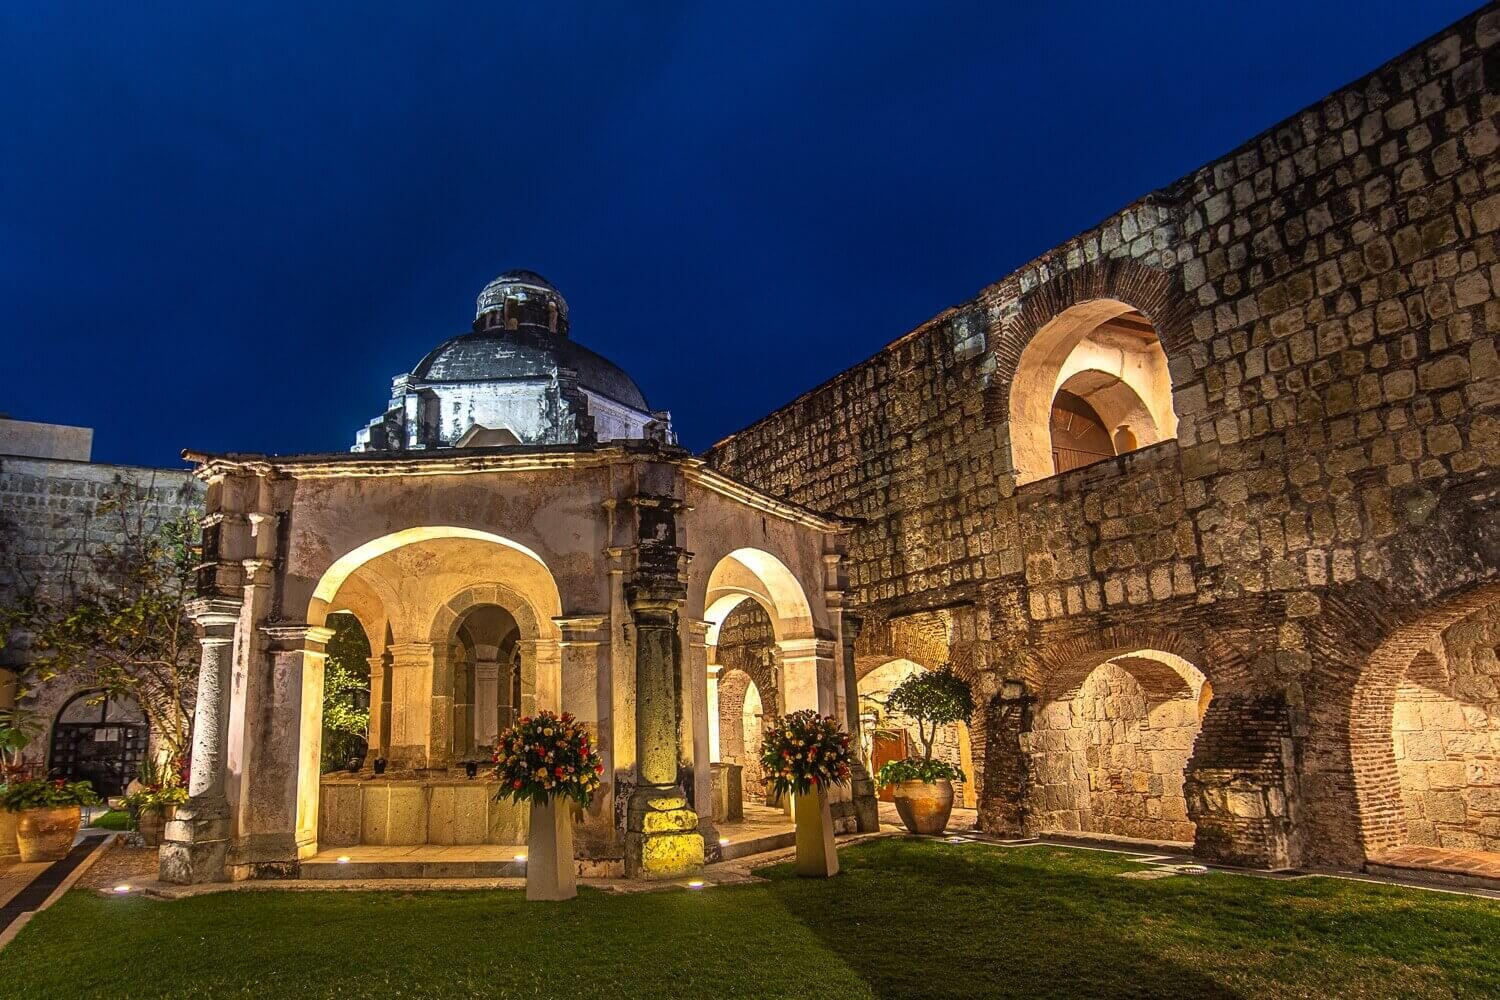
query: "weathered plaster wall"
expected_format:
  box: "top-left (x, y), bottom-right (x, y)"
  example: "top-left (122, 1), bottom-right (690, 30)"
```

top-left (706, 9), bottom-right (1500, 869)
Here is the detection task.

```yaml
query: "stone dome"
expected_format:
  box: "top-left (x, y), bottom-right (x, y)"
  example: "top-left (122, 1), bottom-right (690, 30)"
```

top-left (412, 331), bottom-right (650, 411)
top-left (475, 269), bottom-right (570, 332)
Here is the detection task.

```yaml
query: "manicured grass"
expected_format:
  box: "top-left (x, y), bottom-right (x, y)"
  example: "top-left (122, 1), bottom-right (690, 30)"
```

top-left (2, 839), bottom-right (1496, 999)
top-left (88, 809), bottom-right (132, 831)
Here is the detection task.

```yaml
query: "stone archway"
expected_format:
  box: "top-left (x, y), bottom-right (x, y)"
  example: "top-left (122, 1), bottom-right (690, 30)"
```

top-left (857, 658), bottom-right (979, 808)
top-left (1025, 648), bottom-right (1209, 845)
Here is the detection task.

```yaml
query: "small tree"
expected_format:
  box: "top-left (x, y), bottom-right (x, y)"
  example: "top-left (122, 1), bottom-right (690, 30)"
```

top-left (320, 612), bottom-right (370, 772)
top-left (887, 666), bottom-right (974, 762)
top-left (7, 479), bottom-right (201, 769)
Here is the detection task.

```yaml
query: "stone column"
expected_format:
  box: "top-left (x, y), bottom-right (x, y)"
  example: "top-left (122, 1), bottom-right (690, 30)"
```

top-left (841, 617), bottom-right (880, 833)
top-left (386, 642), bottom-right (434, 769)
top-left (624, 584), bottom-right (705, 879)
top-left (706, 665), bottom-right (723, 764)
top-left (160, 597), bottom-right (242, 884)
top-left (365, 654), bottom-right (387, 765)
top-left (474, 660), bottom-right (501, 749)
top-left (428, 645), bottom-right (455, 768)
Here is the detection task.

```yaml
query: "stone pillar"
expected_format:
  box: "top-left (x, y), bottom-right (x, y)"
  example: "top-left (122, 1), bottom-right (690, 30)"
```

top-left (978, 680), bottom-right (1033, 836)
top-left (624, 584), bottom-right (705, 879)
top-left (474, 660), bottom-right (501, 749)
top-left (429, 645), bottom-right (455, 768)
top-left (160, 597), bottom-right (242, 884)
top-left (386, 642), bottom-right (434, 769)
top-left (366, 654), bottom-right (388, 765)
top-left (841, 617), bottom-right (880, 833)
top-left (706, 665), bottom-right (723, 764)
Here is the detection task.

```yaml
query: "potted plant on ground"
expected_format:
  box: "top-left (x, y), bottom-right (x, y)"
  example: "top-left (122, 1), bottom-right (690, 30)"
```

top-left (125, 759), bottom-right (189, 847)
top-left (0, 774), bottom-right (101, 861)
top-left (492, 710), bottom-right (603, 901)
top-left (759, 709), bottom-right (853, 878)
top-left (876, 666), bottom-right (974, 836)
top-left (0, 707), bottom-right (40, 863)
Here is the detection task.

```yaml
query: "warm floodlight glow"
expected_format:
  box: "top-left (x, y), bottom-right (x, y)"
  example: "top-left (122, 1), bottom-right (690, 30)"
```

top-left (687, 880), bottom-right (705, 889)
top-left (312, 526), bottom-right (551, 604)
top-left (718, 837), bottom-right (730, 846)
top-left (514, 853), bottom-right (527, 862)
top-left (113, 884), bottom-right (131, 893)
top-left (336, 856), bottom-right (351, 864)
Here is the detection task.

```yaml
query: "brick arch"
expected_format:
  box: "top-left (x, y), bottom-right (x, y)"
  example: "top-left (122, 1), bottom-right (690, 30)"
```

top-left (988, 258), bottom-right (1193, 407)
top-left (1017, 622), bottom-right (1254, 701)
top-left (1346, 579), bottom-right (1500, 861)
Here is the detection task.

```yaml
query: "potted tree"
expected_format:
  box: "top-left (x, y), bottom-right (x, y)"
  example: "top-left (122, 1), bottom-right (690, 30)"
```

top-left (492, 710), bottom-right (603, 901)
top-left (759, 709), bottom-right (854, 877)
top-left (876, 666), bottom-right (974, 836)
top-left (1, 775), bottom-right (100, 861)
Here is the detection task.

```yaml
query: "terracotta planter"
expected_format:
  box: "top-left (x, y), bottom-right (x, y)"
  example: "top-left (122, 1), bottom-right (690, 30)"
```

top-left (525, 798), bottom-right (577, 901)
top-left (0, 809), bottom-right (17, 864)
top-left (892, 779), bottom-right (954, 836)
top-left (793, 787), bottom-right (839, 878)
top-left (15, 805), bottom-right (81, 862)
top-left (138, 805), bottom-right (176, 847)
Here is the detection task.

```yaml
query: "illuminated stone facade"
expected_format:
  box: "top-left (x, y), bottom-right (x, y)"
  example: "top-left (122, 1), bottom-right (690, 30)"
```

top-left (707, 9), bottom-right (1500, 873)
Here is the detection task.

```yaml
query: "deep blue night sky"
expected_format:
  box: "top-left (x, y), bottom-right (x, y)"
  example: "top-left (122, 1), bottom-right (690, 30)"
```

top-left (0, 2), bottom-right (1482, 466)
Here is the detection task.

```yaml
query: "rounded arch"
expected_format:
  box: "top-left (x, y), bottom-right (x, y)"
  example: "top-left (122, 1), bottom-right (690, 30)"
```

top-left (308, 525), bottom-right (554, 630)
top-left (985, 259), bottom-right (1193, 486)
top-left (1348, 579), bottom-right (1500, 859)
top-left (428, 580), bottom-right (560, 647)
top-left (703, 547), bottom-right (815, 642)
top-left (1017, 622), bottom-right (1251, 699)
top-left (48, 689), bottom-right (148, 798)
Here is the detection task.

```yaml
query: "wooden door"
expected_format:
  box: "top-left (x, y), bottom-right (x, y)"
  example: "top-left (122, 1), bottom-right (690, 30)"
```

top-left (870, 729), bottom-right (909, 802)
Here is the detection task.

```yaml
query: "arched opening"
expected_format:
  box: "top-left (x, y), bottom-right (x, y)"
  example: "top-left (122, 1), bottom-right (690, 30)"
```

top-left (1355, 591), bottom-right (1500, 874)
top-left (449, 604), bottom-right (521, 759)
top-left (857, 658), bottom-right (977, 808)
top-left (319, 612), bottom-right (372, 773)
top-left (1010, 301), bottom-right (1178, 485)
top-left (301, 526), bottom-right (562, 855)
top-left (701, 547), bottom-right (824, 835)
top-left (48, 691), bottom-right (148, 797)
top-left (1026, 649), bottom-right (1208, 845)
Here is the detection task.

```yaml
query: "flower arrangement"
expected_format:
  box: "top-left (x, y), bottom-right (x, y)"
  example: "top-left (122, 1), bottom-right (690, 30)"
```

top-left (758, 709), bottom-right (854, 797)
top-left (876, 757), bottom-right (966, 787)
top-left (124, 756), bottom-right (188, 812)
top-left (0, 776), bottom-right (101, 812)
top-left (492, 711), bottom-right (604, 807)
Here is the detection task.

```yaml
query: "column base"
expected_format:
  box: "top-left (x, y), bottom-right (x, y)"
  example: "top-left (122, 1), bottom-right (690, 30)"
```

top-left (158, 797), bottom-right (230, 885)
top-left (850, 765), bottom-right (881, 833)
top-left (625, 786), bottom-right (704, 880)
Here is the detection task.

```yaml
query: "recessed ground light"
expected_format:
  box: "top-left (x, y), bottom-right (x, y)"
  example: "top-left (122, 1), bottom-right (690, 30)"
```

top-left (336, 855), bottom-right (351, 864)
top-left (113, 884), bottom-right (131, 893)
top-left (1175, 864), bottom-right (1209, 875)
top-left (514, 854), bottom-right (527, 862)
top-left (686, 880), bottom-right (705, 889)
top-left (718, 837), bottom-right (730, 846)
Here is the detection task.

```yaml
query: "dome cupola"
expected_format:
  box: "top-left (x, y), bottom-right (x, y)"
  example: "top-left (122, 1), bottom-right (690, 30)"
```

top-left (474, 269), bottom-right (569, 336)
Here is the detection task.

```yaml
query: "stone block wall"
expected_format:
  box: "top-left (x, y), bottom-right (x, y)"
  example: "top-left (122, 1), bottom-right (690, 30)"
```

top-left (707, 8), bottom-right (1500, 870)
top-left (0, 454), bottom-right (200, 763)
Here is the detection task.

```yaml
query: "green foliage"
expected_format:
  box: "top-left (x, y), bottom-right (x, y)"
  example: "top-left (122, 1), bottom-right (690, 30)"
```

top-left (125, 756), bottom-right (188, 812)
top-left (319, 613), bottom-right (370, 772)
top-left (493, 711), bottom-right (603, 806)
top-left (7, 481), bottom-right (202, 763)
top-left (758, 709), bottom-right (854, 797)
top-left (0, 776), bottom-right (100, 811)
top-left (887, 666), bottom-right (975, 762)
top-left (875, 757), bottom-right (966, 787)
top-left (89, 809), bottom-right (132, 831)
top-left (0, 705), bottom-right (39, 767)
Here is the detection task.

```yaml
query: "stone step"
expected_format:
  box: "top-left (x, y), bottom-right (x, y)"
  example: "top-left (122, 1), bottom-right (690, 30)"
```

top-left (717, 829), bottom-right (796, 862)
top-left (300, 858), bottom-right (527, 880)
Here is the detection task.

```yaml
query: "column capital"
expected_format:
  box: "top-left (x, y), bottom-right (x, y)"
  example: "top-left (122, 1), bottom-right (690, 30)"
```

top-left (626, 581), bottom-right (687, 615)
top-left (685, 618), bottom-right (711, 642)
top-left (553, 614), bottom-right (608, 645)
top-left (776, 637), bottom-right (836, 660)
top-left (186, 597), bottom-right (242, 637)
top-left (260, 622), bottom-right (334, 652)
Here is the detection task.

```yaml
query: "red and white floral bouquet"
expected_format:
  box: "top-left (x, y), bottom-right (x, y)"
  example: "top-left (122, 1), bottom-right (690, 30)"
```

top-left (492, 711), bottom-right (604, 807)
top-left (759, 709), bottom-right (853, 797)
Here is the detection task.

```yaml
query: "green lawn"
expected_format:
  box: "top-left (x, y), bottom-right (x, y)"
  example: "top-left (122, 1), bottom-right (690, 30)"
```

top-left (3, 839), bottom-right (1496, 999)
top-left (88, 809), bottom-right (132, 831)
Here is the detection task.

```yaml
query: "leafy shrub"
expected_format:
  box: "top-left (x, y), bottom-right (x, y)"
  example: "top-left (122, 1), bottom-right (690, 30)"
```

top-left (1, 776), bottom-right (101, 811)
top-left (876, 757), bottom-right (966, 787)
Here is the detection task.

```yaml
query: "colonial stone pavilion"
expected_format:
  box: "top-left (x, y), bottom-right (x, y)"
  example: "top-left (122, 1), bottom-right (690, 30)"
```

top-left (159, 271), bottom-right (878, 884)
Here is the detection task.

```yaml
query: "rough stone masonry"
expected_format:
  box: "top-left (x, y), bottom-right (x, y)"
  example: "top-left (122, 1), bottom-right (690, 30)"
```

top-left (706, 7), bottom-right (1500, 871)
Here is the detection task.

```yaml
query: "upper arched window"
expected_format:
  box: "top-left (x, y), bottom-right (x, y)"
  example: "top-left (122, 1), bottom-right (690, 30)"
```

top-left (1009, 301), bottom-right (1178, 485)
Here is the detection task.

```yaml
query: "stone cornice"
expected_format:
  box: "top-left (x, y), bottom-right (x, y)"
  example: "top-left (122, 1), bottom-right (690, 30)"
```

top-left (181, 443), bottom-right (857, 534)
